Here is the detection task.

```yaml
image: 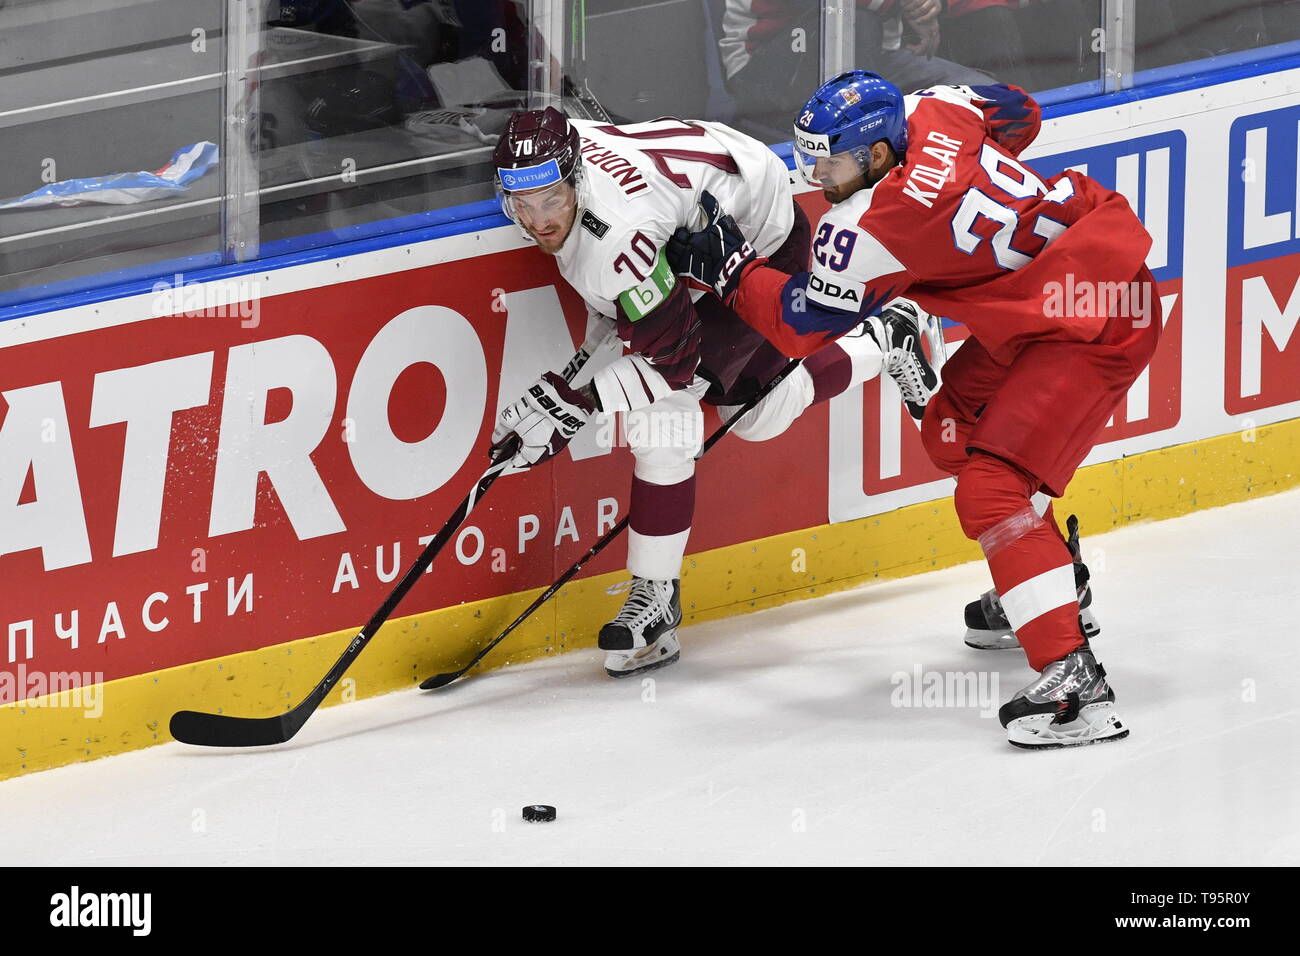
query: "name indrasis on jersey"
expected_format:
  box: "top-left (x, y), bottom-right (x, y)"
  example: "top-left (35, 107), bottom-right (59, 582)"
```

top-left (580, 139), bottom-right (650, 196)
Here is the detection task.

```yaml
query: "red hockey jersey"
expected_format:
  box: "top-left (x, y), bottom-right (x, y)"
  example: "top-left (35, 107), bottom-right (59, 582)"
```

top-left (732, 84), bottom-right (1154, 362)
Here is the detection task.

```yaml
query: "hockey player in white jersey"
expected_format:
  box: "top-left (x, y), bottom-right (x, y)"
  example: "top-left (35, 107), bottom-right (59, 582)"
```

top-left (490, 107), bottom-right (940, 678)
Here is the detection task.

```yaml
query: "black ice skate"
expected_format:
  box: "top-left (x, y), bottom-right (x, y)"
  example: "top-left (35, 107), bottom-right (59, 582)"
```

top-left (998, 643), bottom-right (1127, 749)
top-left (863, 300), bottom-right (945, 420)
top-left (964, 514), bottom-right (1100, 650)
top-left (599, 577), bottom-right (682, 678)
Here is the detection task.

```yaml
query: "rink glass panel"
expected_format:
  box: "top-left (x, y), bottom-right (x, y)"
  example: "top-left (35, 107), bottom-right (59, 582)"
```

top-left (0, 0), bottom-right (225, 307)
top-left (573, 1), bottom-right (1107, 143)
top-left (2, 0), bottom-right (1300, 312)
top-left (251, 1), bottom-right (535, 257)
top-left (1132, 0), bottom-right (1300, 87)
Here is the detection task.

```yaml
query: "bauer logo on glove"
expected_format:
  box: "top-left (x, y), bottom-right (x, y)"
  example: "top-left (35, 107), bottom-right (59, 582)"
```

top-left (527, 382), bottom-right (588, 434)
top-left (492, 371), bottom-right (595, 468)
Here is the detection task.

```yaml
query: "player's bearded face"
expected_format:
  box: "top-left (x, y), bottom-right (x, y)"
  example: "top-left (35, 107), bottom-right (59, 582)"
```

top-left (810, 153), bottom-right (868, 204)
top-left (510, 181), bottom-right (579, 254)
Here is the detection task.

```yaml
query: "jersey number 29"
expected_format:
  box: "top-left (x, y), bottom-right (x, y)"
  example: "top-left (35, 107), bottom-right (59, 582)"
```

top-left (950, 144), bottom-right (1074, 271)
top-left (813, 222), bottom-right (857, 272)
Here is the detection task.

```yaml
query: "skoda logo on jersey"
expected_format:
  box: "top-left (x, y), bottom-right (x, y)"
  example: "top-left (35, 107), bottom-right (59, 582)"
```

top-left (498, 159), bottom-right (563, 191)
top-left (809, 274), bottom-right (860, 304)
top-left (795, 129), bottom-right (832, 157)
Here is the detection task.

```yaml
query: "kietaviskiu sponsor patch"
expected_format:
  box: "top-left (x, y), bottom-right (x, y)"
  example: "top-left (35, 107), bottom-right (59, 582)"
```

top-left (617, 247), bottom-right (677, 322)
top-left (498, 159), bottom-right (563, 191)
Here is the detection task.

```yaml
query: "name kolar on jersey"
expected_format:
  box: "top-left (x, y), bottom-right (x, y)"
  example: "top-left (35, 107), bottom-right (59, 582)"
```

top-left (902, 130), bottom-right (964, 209)
top-left (581, 210), bottom-right (610, 239)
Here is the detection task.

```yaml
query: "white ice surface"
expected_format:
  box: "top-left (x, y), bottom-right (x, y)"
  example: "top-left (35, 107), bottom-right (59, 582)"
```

top-left (3, 489), bottom-right (1299, 866)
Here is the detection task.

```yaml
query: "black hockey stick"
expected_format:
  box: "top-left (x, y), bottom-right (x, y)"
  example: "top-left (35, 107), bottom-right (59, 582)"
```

top-left (170, 348), bottom-right (596, 747)
top-left (419, 357), bottom-right (804, 690)
top-left (169, 453), bottom-right (514, 747)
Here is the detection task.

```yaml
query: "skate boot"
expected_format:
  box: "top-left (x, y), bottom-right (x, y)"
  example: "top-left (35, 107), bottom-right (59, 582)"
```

top-left (598, 577), bottom-right (682, 678)
top-left (964, 514), bottom-right (1100, 650)
top-left (998, 643), bottom-right (1127, 749)
top-left (863, 299), bottom-right (946, 420)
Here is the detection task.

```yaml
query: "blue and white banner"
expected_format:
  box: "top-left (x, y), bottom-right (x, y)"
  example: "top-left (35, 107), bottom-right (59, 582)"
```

top-left (498, 159), bottom-right (563, 192)
top-left (0, 142), bottom-right (219, 211)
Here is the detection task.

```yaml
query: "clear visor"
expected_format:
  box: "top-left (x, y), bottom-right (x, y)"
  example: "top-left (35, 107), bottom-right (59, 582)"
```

top-left (794, 147), bottom-right (867, 189)
top-left (498, 175), bottom-right (580, 235)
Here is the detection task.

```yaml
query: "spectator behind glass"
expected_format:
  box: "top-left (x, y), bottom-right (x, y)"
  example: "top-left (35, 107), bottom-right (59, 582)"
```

top-left (719, 0), bottom-right (994, 135)
top-left (269, 1), bottom-right (528, 119)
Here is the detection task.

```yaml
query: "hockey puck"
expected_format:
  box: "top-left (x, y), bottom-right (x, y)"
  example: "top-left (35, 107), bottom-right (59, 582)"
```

top-left (522, 804), bottom-right (557, 823)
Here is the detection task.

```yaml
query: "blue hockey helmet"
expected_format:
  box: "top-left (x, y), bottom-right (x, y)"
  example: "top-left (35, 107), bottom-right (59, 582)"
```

top-left (792, 71), bottom-right (907, 189)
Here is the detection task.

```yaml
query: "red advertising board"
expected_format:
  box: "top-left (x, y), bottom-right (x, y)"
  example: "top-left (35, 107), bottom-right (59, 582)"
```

top-left (0, 245), bottom-right (827, 685)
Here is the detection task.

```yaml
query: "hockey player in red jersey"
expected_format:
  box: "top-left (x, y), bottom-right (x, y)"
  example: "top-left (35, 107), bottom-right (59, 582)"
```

top-left (668, 72), bottom-right (1161, 748)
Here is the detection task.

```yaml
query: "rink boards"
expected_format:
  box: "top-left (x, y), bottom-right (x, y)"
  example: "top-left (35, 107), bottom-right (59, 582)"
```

top-left (2, 63), bottom-right (1300, 779)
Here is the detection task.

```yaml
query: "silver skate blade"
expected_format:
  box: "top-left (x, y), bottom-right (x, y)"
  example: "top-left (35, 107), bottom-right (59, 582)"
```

top-left (964, 626), bottom-right (1021, 650)
top-left (604, 629), bottom-right (681, 678)
top-left (919, 309), bottom-right (948, 368)
top-left (1006, 702), bottom-right (1129, 749)
top-left (605, 650), bottom-right (680, 679)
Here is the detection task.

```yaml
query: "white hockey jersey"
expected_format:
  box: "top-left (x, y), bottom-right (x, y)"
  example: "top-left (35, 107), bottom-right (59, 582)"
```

top-left (554, 118), bottom-right (794, 413)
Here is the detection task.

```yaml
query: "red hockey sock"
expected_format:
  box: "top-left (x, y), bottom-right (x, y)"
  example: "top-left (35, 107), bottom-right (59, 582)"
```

top-left (1040, 499), bottom-right (1068, 547)
top-left (954, 454), bottom-right (1084, 671)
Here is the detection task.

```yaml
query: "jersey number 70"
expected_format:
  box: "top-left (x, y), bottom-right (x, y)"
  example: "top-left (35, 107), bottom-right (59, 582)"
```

top-left (597, 121), bottom-right (739, 188)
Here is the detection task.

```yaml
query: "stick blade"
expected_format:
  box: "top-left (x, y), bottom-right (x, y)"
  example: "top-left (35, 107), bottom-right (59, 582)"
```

top-left (418, 671), bottom-right (462, 690)
top-left (169, 709), bottom-right (297, 748)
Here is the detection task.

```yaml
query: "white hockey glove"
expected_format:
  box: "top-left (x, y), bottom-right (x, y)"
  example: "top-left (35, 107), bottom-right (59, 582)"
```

top-left (491, 371), bottom-right (596, 468)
